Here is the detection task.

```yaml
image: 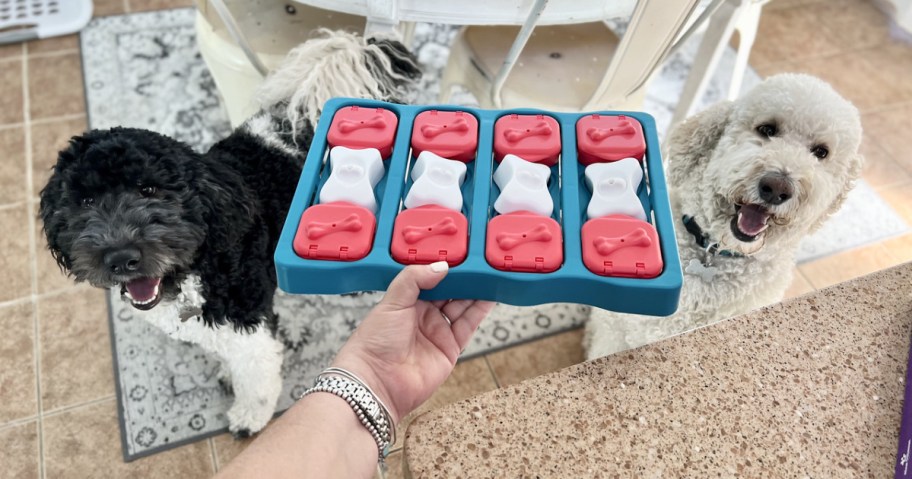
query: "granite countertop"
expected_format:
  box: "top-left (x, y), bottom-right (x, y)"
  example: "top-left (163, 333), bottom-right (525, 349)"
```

top-left (405, 263), bottom-right (912, 477)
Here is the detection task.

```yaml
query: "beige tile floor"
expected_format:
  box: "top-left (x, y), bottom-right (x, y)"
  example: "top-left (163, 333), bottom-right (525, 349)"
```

top-left (0, 0), bottom-right (910, 477)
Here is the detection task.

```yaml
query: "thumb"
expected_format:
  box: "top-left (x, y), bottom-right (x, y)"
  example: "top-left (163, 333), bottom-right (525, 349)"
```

top-left (381, 262), bottom-right (449, 310)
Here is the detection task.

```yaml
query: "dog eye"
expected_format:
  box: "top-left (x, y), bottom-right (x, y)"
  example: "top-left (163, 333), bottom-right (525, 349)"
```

top-left (140, 186), bottom-right (157, 197)
top-left (756, 123), bottom-right (777, 138)
top-left (811, 145), bottom-right (828, 160)
top-left (81, 197), bottom-right (94, 208)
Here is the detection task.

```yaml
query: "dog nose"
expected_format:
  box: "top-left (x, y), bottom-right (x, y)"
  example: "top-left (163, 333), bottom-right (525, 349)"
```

top-left (758, 174), bottom-right (794, 205)
top-left (104, 248), bottom-right (142, 274)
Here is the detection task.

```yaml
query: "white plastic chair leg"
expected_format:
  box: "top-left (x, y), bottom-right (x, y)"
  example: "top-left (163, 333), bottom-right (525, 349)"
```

top-left (438, 30), bottom-right (470, 103)
top-left (398, 21), bottom-right (417, 48)
top-left (584, 0), bottom-right (700, 110)
top-left (669, 0), bottom-right (742, 131)
top-left (727, 1), bottom-right (763, 101)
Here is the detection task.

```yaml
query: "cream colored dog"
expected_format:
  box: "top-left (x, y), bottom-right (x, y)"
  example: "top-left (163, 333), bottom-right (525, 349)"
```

top-left (585, 74), bottom-right (863, 359)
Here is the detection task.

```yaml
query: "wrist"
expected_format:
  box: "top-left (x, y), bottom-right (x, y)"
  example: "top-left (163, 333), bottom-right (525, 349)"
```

top-left (330, 355), bottom-right (401, 424)
top-left (299, 392), bottom-right (377, 443)
top-left (293, 392), bottom-right (380, 476)
top-left (302, 368), bottom-right (397, 462)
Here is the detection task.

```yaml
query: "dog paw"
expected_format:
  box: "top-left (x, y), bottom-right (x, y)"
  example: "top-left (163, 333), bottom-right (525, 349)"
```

top-left (218, 377), bottom-right (234, 396)
top-left (226, 399), bottom-right (273, 437)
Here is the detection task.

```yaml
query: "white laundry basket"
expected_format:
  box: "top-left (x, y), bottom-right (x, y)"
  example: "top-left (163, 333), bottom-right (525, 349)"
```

top-left (0, 0), bottom-right (92, 44)
top-left (195, 0), bottom-right (365, 126)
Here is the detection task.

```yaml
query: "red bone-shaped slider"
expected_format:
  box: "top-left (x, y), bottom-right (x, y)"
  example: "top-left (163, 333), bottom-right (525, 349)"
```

top-left (586, 121), bottom-right (636, 141)
top-left (593, 227), bottom-right (651, 255)
top-left (306, 213), bottom-right (363, 239)
top-left (504, 121), bottom-right (552, 142)
top-left (496, 223), bottom-right (553, 250)
top-left (420, 118), bottom-right (470, 139)
top-left (337, 115), bottom-right (387, 134)
top-left (402, 217), bottom-right (459, 244)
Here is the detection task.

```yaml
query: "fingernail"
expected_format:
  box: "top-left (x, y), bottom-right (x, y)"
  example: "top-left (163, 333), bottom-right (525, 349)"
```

top-left (429, 261), bottom-right (449, 273)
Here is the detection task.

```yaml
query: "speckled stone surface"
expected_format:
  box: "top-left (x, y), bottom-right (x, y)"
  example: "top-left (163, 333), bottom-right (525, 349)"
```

top-left (405, 263), bottom-right (912, 478)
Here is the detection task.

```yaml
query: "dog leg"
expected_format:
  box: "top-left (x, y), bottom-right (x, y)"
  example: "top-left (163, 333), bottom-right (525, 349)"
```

top-left (219, 326), bottom-right (284, 438)
top-left (584, 310), bottom-right (638, 360)
top-left (584, 309), bottom-right (677, 360)
top-left (214, 361), bottom-right (233, 395)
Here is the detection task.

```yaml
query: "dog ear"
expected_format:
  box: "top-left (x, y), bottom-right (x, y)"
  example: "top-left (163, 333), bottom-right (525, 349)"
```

top-left (38, 179), bottom-right (70, 272)
top-left (809, 152), bottom-right (864, 233)
top-left (55, 134), bottom-right (93, 167)
top-left (664, 101), bottom-right (734, 186)
top-left (38, 140), bottom-right (85, 273)
top-left (194, 173), bottom-right (255, 252)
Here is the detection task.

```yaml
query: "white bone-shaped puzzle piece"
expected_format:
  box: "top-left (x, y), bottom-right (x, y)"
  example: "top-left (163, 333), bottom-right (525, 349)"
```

top-left (585, 157), bottom-right (646, 221)
top-left (404, 151), bottom-right (467, 212)
top-left (493, 154), bottom-right (553, 217)
top-left (319, 146), bottom-right (385, 214)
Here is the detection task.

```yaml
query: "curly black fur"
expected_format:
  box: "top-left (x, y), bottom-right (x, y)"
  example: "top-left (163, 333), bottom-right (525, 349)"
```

top-left (39, 36), bottom-right (420, 333)
top-left (39, 125), bottom-right (309, 331)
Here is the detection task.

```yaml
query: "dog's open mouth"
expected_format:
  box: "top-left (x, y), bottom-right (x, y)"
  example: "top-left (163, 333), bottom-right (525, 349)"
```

top-left (121, 277), bottom-right (163, 311)
top-left (731, 203), bottom-right (771, 242)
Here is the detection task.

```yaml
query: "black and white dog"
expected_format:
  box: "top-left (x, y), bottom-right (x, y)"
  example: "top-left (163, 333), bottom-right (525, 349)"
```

top-left (39, 31), bottom-right (420, 437)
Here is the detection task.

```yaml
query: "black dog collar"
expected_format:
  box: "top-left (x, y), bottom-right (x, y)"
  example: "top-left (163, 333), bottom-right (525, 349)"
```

top-left (681, 215), bottom-right (744, 259)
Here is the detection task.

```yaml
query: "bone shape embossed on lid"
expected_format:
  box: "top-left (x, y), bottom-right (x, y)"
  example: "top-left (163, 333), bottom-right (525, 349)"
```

top-left (503, 121), bottom-right (552, 142)
top-left (337, 114), bottom-right (387, 133)
top-left (493, 154), bottom-right (553, 217)
top-left (420, 117), bottom-right (471, 138)
top-left (584, 157), bottom-right (646, 221)
top-left (319, 146), bottom-right (386, 215)
top-left (586, 121), bottom-right (636, 141)
top-left (403, 151), bottom-right (468, 212)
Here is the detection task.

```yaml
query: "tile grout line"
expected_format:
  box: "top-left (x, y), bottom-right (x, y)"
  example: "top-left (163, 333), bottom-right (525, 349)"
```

top-left (0, 200), bottom-right (29, 211)
top-left (0, 295), bottom-right (33, 309)
top-left (209, 437), bottom-right (219, 472)
top-left (0, 121), bottom-right (25, 131)
top-left (483, 356), bottom-right (502, 389)
top-left (123, 0), bottom-right (131, 14)
top-left (30, 112), bottom-right (87, 126)
top-left (20, 42), bottom-right (46, 479)
top-left (25, 60), bottom-right (38, 299)
top-left (41, 395), bottom-right (116, 420)
top-left (0, 414), bottom-right (39, 433)
top-left (796, 269), bottom-right (816, 293)
top-left (0, 283), bottom-right (93, 311)
top-left (26, 49), bottom-right (80, 60)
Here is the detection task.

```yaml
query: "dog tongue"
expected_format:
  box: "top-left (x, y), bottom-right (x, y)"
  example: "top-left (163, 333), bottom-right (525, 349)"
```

top-left (737, 204), bottom-right (770, 236)
top-left (126, 278), bottom-right (161, 302)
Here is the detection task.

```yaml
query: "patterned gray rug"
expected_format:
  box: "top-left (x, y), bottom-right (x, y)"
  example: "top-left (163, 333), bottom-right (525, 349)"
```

top-left (84, 7), bottom-right (907, 461)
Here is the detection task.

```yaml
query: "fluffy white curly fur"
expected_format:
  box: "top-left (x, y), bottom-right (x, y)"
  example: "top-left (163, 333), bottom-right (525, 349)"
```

top-left (124, 276), bottom-right (284, 435)
top-left (255, 28), bottom-right (415, 131)
top-left (584, 74), bottom-right (863, 360)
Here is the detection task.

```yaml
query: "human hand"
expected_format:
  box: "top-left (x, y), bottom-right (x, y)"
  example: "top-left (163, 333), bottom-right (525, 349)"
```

top-left (331, 262), bottom-right (495, 423)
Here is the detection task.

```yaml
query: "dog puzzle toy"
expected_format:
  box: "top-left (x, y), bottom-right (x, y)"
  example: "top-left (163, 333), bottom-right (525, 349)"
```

top-left (276, 100), bottom-right (682, 316)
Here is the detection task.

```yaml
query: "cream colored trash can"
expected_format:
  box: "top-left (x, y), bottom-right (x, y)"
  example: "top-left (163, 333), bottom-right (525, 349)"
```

top-left (195, 0), bottom-right (366, 127)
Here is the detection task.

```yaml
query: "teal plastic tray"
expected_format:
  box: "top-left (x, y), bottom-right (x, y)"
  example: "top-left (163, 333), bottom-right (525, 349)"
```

top-left (275, 98), bottom-right (682, 316)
